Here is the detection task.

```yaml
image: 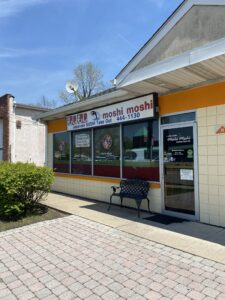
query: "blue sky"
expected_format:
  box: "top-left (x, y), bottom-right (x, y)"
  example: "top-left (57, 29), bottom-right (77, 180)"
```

top-left (0, 0), bottom-right (183, 105)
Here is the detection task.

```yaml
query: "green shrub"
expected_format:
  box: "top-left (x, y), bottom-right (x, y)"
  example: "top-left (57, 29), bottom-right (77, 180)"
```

top-left (0, 162), bottom-right (54, 220)
top-left (0, 201), bottom-right (25, 221)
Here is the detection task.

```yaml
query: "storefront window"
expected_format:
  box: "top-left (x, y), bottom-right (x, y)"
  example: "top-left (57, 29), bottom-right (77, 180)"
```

top-left (53, 132), bottom-right (70, 173)
top-left (72, 130), bottom-right (92, 175)
top-left (94, 126), bottom-right (120, 178)
top-left (123, 120), bottom-right (159, 181)
top-left (52, 119), bottom-right (160, 181)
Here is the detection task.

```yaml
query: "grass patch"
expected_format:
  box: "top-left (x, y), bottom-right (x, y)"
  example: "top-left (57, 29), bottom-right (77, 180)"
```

top-left (0, 205), bottom-right (69, 232)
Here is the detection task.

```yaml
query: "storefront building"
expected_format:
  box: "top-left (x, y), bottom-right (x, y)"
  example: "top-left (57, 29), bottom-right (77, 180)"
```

top-left (41, 0), bottom-right (225, 227)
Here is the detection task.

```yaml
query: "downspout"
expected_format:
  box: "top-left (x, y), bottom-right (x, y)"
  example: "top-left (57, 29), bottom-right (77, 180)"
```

top-left (11, 97), bottom-right (16, 162)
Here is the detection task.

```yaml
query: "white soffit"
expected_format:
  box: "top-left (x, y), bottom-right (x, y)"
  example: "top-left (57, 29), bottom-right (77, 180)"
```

top-left (118, 37), bottom-right (225, 92)
top-left (116, 0), bottom-right (225, 86)
top-left (122, 53), bottom-right (225, 95)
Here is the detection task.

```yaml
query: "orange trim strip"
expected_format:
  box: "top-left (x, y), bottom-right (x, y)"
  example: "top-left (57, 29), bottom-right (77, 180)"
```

top-left (159, 81), bottom-right (225, 115)
top-left (150, 183), bottom-right (161, 189)
top-left (48, 81), bottom-right (225, 133)
top-left (48, 118), bottom-right (67, 133)
top-left (54, 173), bottom-right (161, 189)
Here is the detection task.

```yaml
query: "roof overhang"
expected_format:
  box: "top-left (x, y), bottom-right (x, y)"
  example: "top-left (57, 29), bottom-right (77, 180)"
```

top-left (116, 0), bottom-right (225, 85)
top-left (116, 37), bottom-right (225, 95)
top-left (38, 89), bottom-right (134, 121)
top-left (16, 103), bottom-right (50, 112)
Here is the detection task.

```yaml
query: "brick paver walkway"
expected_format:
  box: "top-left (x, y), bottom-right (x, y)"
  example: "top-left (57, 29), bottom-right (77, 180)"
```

top-left (0, 215), bottom-right (225, 300)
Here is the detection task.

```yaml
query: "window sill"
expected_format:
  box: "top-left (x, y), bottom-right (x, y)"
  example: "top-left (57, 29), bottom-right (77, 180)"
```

top-left (54, 172), bottom-right (161, 188)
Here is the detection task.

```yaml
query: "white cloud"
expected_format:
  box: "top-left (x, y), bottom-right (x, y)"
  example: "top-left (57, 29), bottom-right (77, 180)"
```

top-left (0, 47), bottom-right (49, 58)
top-left (0, 0), bottom-right (48, 18)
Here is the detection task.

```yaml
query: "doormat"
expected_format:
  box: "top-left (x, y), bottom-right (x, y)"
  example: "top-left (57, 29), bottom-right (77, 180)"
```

top-left (144, 214), bottom-right (189, 225)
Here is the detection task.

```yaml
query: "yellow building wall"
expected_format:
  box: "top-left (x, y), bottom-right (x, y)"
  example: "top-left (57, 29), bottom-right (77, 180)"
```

top-left (48, 118), bottom-right (67, 133)
top-left (159, 81), bottom-right (225, 115)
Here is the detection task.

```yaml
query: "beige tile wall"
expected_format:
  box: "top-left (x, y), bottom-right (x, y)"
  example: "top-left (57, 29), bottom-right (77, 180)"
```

top-left (51, 176), bottom-right (161, 213)
top-left (198, 104), bottom-right (225, 227)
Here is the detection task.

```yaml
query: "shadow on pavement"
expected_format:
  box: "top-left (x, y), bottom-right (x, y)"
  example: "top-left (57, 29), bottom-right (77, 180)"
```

top-left (78, 197), bottom-right (225, 247)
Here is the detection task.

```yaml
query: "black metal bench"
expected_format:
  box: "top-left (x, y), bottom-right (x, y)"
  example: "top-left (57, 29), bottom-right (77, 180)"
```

top-left (108, 179), bottom-right (150, 218)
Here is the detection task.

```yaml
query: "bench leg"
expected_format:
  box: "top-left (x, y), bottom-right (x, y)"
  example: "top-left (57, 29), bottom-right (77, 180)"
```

top-left (147, 197), bottom-right (150, 213)
top-left (135, 199), bottom-right (142, 218)
top-left (108, 194), bottom-right (114, 211)
top-left (120, 197), bottom-right (123, 207)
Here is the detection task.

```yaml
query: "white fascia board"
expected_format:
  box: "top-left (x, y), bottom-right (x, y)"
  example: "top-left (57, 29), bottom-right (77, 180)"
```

top-left (190, 37), bottom-right (225, 63)
top-left (38, 89), bottom-right (129, 121)
top-left (118, 37), bottom-right (225, 88)
top-left (116, 0), bottom-right (225, 86)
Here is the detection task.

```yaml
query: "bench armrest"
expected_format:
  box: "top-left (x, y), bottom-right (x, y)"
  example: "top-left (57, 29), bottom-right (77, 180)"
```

top-left (111, 186), bottom-right (120, 193)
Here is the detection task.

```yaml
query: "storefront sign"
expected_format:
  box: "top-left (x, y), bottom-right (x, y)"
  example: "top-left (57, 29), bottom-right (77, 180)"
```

top-left (180, 169), bottom-right (193, 181)
top-left (66, 94), bottom-right (157, 131)
top-left (75, 133), bottom-right (90, 148)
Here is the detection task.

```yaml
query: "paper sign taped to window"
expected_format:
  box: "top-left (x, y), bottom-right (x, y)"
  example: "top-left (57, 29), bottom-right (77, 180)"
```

top-left (180, 169), bottom-right (193, 181)
top-left (75, 134), bottom-right (90, 148)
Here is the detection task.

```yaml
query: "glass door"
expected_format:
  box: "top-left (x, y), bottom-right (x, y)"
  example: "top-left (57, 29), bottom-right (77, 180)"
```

top-left (161, 123), bottom-right (199, 220)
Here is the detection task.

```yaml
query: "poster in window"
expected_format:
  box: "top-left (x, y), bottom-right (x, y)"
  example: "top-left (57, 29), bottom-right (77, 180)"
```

top-left (102, 134), bottom-right (112, 150)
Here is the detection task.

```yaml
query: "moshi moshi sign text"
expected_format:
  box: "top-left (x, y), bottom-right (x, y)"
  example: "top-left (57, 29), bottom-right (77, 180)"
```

top-left (67, 94), bottom-right (157, 131)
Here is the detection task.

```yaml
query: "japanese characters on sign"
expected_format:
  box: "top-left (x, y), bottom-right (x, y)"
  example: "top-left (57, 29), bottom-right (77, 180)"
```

top-left (66, 94), bottom-right (156, 131)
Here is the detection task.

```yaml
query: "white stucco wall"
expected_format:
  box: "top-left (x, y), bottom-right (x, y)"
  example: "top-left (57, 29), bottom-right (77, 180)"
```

top-left (13, 107), bottom-right (46, 165)
top-left (198, 104), bottom-right (225, 227)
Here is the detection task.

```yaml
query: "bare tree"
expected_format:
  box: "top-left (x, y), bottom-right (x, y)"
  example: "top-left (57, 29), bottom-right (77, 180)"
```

top-left (59, 62), bottom-right (108, 104)
top-left (36, 96), bottom-right (57, 109)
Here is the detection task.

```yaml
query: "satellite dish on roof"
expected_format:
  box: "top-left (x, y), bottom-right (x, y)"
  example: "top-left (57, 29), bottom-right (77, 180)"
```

top-left (66, 80), bottom-right (78, 93)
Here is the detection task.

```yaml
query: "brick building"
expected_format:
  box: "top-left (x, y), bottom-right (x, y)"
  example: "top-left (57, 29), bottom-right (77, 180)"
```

top-left (0, 94), bottom-right (49, 165)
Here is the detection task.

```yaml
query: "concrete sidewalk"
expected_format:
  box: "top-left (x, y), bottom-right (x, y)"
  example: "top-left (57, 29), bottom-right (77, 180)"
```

top-left (43, 192), bottom-right (225, 264)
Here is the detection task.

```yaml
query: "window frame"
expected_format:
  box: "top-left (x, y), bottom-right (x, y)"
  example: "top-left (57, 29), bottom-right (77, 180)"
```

top-left (122, 119), bottom-right (159, 181)
top-left (71, 129), bottom-right (92, 176)
top-left (93, 124), bottom-right (121, 178)
top-left (53, 131), bottom-right (71, 174)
